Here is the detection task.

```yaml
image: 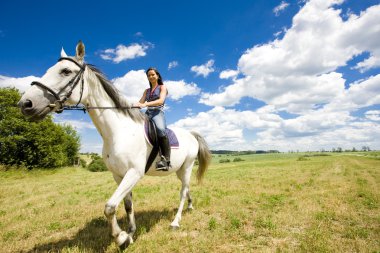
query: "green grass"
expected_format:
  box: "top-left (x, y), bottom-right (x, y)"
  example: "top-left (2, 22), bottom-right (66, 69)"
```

top-left (0, 152), bottom-right (379, 252)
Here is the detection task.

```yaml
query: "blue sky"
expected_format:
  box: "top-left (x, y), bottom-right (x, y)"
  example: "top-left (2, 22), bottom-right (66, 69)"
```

top-left (1, 0), bottom-right (380, 153)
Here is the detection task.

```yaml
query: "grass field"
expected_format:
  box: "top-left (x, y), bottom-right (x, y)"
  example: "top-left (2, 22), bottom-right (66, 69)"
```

top-left (0, 152), bottom-right (379, 252)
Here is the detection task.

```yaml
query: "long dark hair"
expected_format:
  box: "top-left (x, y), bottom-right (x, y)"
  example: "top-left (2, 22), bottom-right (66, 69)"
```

top-left (146, 67), bottom-right (164, 87)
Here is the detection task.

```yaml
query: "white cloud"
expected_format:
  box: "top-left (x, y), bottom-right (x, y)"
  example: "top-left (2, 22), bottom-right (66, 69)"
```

top-left (202, 72), bottom-right (346, 113)
top-left (281, 109), bottom-right (353, 137)
top-left (219, 69), bottom-right (239, 79)
top-left (200, 77), bottom-right (249, 107)
top-left (134, 32), bottom-right (143, 37)
top-left (253, 121), bottom-right (380, 152)
top-left (339, 4), bottom-right (380, 72)
top-left (190, 60), bottom-right (215, 77)
top-left (112, 70), bottom-right (148, 103)
top-left (165, 80), bottom-right (200, 100)
top-left (186, 108), bottom-right (194, 116)
top-left (353, 55), bottom-right (380, 73)
top-left (170, 106), bottom-right (282, 150)
top-left (326, 74), bottom-right (380, 112)
top-left (199, 1), bottom-right (380, 115)
top-left (55, 118), bottom-right (96, 131)
top-left (365, 110), bottom-right (380, 121)
top-left (193, 0), bottom-right (380, 151)
top-left (0, 75), bottom-right (39, 92)
top-left (171, 105), bottom-right (380, 151)
top-left (168, 61), bottom-right (179, 70)
top-left (100, 43), bottom-right (151, 63)
top-left (273, 1), bottom-right (289, 16)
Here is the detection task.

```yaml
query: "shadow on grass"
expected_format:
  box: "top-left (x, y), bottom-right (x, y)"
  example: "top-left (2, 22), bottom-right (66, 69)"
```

top-left (26, 208), bottom-right (175, 253)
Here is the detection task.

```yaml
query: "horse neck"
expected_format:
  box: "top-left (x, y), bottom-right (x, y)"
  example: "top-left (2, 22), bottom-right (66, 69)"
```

top-left (83, 71), bottom-right (142, 141)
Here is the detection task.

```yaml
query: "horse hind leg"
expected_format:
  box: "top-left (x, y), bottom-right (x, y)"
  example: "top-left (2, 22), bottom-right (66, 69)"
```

top-left (124, 192), bottom-right (136, 238)
top-left (187, 191), bottom-right (193, 210)
top-left (171, 160), bottom-right (194, 229)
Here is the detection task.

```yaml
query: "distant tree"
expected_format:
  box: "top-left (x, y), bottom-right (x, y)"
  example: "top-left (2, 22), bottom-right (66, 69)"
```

top-left (59, 124), bottom-right (81, 164)
top-left (362, 146), bottom-right (371, 152)
top-left (352, 147), bottom-right (357, 152)
top-left (0, 87), bottom-right (80, 169)
top-left (91, 153), bottom-right (101, 160)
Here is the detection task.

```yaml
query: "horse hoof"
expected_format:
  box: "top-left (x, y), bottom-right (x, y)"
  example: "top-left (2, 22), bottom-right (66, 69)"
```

top-left (116, 231), bottom-right (133, 249)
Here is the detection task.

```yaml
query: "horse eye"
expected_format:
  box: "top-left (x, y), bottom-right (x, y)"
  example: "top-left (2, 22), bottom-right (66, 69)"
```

top-left (61, 68), bottom-right (72, 76)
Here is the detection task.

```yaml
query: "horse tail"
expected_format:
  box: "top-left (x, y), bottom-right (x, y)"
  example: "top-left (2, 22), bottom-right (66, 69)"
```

top-left (191, 131), bottom-right (212, 184)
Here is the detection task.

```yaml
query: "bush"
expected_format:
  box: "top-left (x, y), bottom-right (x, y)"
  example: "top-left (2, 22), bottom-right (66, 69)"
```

top-left (233, 157), bottom-right (244, 162)
top-left (87, 158), bottom-right (107, 172)
top-left (297, 156), bottom-right (309, 161)
top-left (219, 159), bottom-right (231, 163)
top-left (80, 158), bottom-right (87, 168)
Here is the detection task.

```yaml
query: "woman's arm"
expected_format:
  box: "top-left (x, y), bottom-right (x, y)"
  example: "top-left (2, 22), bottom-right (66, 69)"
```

top-left (136, 89), bottom-right (148, 108)
top-left (139, 85), bottom-right (167, 108)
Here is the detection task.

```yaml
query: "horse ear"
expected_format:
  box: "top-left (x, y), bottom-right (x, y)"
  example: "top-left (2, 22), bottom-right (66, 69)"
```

top-left (75, 40), bottom-right (85, 62)
top-left (61, 47), bottom-right (68, 58)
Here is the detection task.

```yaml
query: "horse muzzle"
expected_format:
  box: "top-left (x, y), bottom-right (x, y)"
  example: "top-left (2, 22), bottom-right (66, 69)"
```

top-left (18, 98), bottom-right (55, 121)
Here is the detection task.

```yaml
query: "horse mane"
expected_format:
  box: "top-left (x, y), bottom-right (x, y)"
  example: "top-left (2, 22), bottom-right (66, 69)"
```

top-left (86, 64), bottom-right (146, 122)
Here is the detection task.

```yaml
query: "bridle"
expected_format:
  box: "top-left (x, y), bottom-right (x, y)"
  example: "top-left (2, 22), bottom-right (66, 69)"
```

top-left (30, 57), bottom-right (139, 113)
top-left (31, 57), bottom-right (86, 113)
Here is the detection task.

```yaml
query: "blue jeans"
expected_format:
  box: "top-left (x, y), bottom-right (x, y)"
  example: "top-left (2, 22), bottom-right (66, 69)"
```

top-left (146, 109), bottom-right (167, 137)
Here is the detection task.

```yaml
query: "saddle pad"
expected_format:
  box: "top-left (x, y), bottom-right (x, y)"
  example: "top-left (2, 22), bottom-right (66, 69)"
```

top-left (144, 122), bottom-right (179, 148)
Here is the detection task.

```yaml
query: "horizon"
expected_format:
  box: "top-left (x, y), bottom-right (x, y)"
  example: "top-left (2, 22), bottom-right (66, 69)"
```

top-left (1, 0), bottom-right (379, 153)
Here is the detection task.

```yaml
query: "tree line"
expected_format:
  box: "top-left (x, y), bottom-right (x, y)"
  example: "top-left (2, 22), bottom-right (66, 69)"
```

top-left (211, 150), bottom-right (280, 155)
top-left (0, 87), bottom-right (80, 169)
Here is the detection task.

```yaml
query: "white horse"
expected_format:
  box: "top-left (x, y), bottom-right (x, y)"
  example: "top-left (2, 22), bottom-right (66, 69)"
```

top-left (18, 41), bottom-right (212, 248)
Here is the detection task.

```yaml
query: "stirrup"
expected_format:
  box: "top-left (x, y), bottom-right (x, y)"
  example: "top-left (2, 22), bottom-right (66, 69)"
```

top-left (156, 156), bottom-right (170, 171)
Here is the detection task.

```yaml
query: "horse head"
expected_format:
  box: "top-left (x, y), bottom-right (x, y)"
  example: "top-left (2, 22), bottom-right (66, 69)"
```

top-left (18, 41), bottom-right (88, 121)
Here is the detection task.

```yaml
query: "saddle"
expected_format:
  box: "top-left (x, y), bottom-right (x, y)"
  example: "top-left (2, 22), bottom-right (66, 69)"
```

top-left (143, 119), bottom-right (179, 173)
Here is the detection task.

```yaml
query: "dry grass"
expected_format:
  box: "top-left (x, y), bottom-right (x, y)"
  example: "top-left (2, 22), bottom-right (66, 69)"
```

top-left (0, 152), bottom-right (379, 252)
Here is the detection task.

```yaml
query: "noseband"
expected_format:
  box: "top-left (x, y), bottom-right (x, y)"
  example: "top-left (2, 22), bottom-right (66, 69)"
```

top-left (31, 57), bottom-right (86, 113)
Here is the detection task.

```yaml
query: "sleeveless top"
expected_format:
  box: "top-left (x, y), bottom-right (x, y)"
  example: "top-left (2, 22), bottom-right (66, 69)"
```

top-left (146, 85), bottom-right (165, 109)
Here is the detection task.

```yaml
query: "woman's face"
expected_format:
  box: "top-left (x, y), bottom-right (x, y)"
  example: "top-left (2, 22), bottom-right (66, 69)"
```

top-left (147, 70), bottom-right (159, 84)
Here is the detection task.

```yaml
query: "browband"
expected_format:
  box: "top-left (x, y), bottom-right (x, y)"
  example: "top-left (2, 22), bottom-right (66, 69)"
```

top-left (58, 57), bottom-right (85, 70)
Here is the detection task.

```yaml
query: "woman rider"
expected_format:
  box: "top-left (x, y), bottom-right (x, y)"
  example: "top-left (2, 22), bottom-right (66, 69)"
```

top-left (136, 67), bottom-right (170, 171)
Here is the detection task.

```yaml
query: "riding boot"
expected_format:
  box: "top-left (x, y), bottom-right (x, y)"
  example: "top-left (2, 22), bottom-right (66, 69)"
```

top-left (156, 135), bottom-right (171, 171)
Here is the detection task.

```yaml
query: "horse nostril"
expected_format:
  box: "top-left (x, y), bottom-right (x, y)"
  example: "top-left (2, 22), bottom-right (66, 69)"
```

top-left (24, 99), bottom-right (33, 108)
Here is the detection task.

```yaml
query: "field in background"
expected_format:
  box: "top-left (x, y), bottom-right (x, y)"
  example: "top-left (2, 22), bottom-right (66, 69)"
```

top-left (0, 152), bottom-right (379, 252)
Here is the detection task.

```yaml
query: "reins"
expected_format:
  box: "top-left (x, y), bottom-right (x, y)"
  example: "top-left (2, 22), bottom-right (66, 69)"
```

top-left (62, 105), bottom-right (140, 113)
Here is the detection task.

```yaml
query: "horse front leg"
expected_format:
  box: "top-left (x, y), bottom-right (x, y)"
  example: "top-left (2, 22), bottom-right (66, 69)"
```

top-left (104, 168), bottom-right (142, 248)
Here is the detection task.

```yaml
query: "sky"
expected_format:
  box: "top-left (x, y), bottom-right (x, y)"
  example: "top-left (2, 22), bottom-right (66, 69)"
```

top-left (1, 0), bottom-right (380, 153)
